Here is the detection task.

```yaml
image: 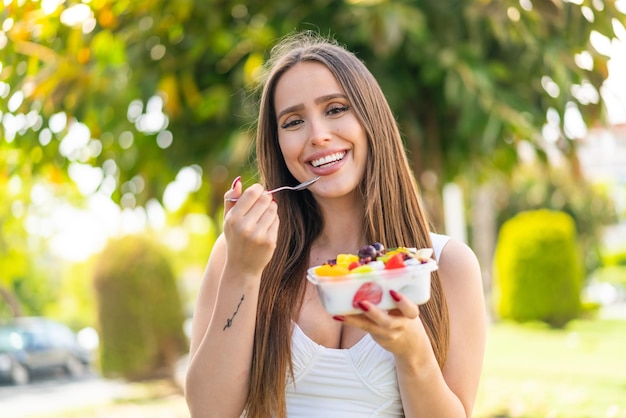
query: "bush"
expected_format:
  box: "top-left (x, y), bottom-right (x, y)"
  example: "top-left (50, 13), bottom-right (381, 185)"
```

top-left (493, 209), bottom-right (583, 327)
top-left (494, 164), bottom-right (617, 275)
top-left (602, 248), bottom-right (626, 267)
top-left (93, 235), bottom-right (187, 381)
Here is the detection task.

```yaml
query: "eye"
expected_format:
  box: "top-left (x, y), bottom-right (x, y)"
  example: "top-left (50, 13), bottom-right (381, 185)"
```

top-left (280, 116), bottom-right (304, 129)
top-left (326, 104), bottom-right (350, 117)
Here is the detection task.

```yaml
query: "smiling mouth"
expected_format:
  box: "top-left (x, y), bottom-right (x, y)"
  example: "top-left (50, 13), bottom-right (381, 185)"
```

top-left (310, 151), bottom-right (346, 168)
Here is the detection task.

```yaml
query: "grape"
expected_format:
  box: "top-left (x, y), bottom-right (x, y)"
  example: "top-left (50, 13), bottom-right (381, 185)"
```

top-left (372, 242), bottom-right (385, 252)
top-left (357, 245), bottom-right (377, 260)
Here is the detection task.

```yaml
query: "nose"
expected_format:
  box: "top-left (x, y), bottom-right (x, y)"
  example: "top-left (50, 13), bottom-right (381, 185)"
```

top-left (308, 117), bottom-right (332, 146)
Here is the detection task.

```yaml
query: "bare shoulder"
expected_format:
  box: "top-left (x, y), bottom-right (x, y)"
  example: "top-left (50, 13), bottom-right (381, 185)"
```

top-left (435, 237), bottom-right (486, 351)
top-left (436, 238), bottom-right (483, 294)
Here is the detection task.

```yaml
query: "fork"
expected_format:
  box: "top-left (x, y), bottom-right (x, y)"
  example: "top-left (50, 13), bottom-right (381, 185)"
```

top-left (225, 176), bottom-right (320, 202)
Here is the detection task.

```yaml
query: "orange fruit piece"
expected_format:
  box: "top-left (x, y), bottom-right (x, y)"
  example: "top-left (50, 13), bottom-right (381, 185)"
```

top-left (314, 264), bottom-right (350, 277)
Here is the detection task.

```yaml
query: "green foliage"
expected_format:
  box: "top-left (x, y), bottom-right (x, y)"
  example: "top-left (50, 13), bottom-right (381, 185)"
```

top-left (93, 234), bottom-right (187, 381)
top-left (593, 247), bottom-right (626, 287)
top-left (44, 259), bottom-right (98, 331)
top-left (591, 266), bottom-right (626, 288)
top-left (494, 209), bottom-right (583, 328)
top-left (0, 0), bottom-right (622, 216)
top-left (1, 0), bottom-right (624, 328)
top-left (0, 140), bottom-right (84, 318)
top-left (0, 169), bottom-right (62, 318)
top-left (495, 163), bottom-right (617, 275)
top-left (11, 270), bottom-right (57, 314)
top-left (602, 248), bottom-right (626, 267)
top-left (158, 211), bottom-right (218, 316)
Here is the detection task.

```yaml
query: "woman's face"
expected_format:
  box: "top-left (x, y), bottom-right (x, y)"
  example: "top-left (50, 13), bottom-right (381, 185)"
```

top-left (273, 61), bottom-right (369, 200)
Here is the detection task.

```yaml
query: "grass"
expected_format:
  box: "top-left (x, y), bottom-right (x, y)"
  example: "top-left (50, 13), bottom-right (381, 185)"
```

top-left (474, 318), bottom-right (626, 418)
top-left (35, 318), bottom-right (626, 418)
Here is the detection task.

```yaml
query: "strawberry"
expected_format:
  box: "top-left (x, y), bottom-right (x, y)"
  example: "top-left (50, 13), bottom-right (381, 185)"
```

top-left (352, 282), bottom-right (383, 308)
top-left (384, 253), bottom-right (406, 269)
top-left (348, 261), bottom-right (361, 270)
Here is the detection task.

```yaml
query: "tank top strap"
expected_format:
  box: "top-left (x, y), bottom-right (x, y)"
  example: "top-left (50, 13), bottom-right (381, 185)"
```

top-left (429, 232), bottom-right (450, 262)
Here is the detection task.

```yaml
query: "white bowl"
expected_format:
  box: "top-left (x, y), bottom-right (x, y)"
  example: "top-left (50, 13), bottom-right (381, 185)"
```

top-left (306, 259), bottom-right (438, 316)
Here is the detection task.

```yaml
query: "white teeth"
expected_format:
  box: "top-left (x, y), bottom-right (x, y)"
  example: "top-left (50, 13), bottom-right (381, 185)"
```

top-left (311, 152), bottom-right (346, 168)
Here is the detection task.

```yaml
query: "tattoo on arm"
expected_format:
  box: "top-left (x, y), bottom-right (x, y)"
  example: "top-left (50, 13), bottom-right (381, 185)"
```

top-left (223, 295), bottom-right (245, 331)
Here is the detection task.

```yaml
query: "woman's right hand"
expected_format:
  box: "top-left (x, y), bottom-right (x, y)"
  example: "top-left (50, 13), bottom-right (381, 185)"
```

top-left (223, 178), bottom-right (279, 277)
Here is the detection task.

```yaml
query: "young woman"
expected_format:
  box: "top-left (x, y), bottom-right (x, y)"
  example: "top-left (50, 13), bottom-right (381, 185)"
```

top-left (185, 32), bottom-right (486, 418)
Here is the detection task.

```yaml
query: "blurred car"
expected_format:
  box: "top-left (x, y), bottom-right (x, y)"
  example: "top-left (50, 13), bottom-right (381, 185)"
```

top-left (0, 317), bottom-right (92, 385)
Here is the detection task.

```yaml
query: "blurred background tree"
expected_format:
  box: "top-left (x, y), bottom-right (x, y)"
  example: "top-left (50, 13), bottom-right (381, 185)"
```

top-left (93, 235), bottom-right (187, 381)
top-left (1, 0), bottom-right (621, 206)
top-left (1, 1), bottom-right (623, 323)
top-left (494, 160), bottom-right (618, 273)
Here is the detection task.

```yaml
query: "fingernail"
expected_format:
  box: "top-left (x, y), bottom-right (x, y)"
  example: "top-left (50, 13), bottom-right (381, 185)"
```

top-left (390, 289), bottom-right (401, 302)
top-left (357, 301), bottom-right (369, 312)
top-left (332, 315), bottom-right (345, 322)
top-left (230, 176), bottom-right (241, 190)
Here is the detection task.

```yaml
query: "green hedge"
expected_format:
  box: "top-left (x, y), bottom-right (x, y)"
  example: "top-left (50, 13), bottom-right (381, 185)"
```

top-left (602, 248), bottom-right (626, 267)
top-left (493, 209), bottom-right (583, 327)
top-left (93, 235), bottom-right (187, 381)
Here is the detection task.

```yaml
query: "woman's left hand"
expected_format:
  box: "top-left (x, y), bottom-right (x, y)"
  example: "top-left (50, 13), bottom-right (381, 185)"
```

top-left (337, 290), bottom-right (432, 361)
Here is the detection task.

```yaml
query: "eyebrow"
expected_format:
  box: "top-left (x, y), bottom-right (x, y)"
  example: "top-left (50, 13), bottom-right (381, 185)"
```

top-left (276, 93), bottom-right (348, 120)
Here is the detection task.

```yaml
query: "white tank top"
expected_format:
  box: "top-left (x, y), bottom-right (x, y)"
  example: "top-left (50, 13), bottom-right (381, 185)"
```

top-left (285, 233), bottom-right (450, 417)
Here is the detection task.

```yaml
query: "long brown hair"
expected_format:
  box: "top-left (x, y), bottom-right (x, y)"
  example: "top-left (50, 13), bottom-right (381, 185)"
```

top-left (247, 31), bottom-right (449, 418)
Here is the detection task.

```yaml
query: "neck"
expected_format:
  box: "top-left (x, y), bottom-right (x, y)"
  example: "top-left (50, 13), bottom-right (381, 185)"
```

top-left (311, 195), bottom-right (367, 263)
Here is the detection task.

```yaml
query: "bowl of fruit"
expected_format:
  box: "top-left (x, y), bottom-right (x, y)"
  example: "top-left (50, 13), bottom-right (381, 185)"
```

top-left (306, 242), bottom-right (438, 316)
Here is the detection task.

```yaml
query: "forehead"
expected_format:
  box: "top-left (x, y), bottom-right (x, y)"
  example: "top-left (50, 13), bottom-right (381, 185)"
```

top-left (273, 61), bottom-right (345, 110)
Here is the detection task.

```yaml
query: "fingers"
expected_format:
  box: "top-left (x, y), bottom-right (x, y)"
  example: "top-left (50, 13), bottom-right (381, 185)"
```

top-left (224, 179), bottom-right (271, 219)
top-left (225, 184), bottom-right (276, 233)
top-left (337, 290), bottom-right (425, 356)
top-left (337, 289), bottom-right (420, 331)
top-left (223, 176), bottom-right (242, 215)
top-left (389, 290), bottom-right (420, 320)
top-left (222, 178), bottom-right (279, 271)
top-left (344, 290), bottom-right (419, 320)
top-left (355, 301), bottom-right (397, 329)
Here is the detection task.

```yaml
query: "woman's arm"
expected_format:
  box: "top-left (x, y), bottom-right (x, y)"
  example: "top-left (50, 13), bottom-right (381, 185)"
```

top-left (439, 239), bottom-right (487, 415)
top-left (396, 239), bottom-right (486, 417)
top-left (185, 183), bottom-right (279, 418)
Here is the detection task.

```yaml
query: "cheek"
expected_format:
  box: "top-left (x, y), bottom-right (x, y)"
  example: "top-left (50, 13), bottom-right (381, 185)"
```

top-left (277, 136), bottom-right (301, 167)
top-left (278, 136), bottom-right (293, 155)
top-left (353, 127), bottom-right (369, 157)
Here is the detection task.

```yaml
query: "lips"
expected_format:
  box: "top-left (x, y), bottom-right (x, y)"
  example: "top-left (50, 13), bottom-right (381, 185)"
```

top-left (310, 151), bottom-right (346, 168)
